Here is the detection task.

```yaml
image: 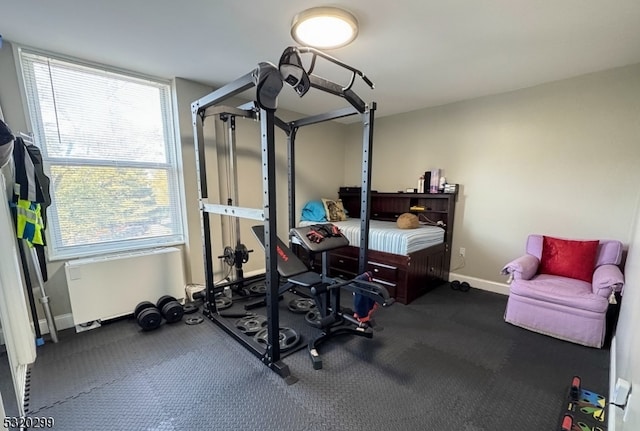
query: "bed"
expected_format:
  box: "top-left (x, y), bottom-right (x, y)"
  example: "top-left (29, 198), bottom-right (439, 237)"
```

top-left (294, 191), bottom-right (457, 304)
top-left (298, 218), bottom-right (447, 304)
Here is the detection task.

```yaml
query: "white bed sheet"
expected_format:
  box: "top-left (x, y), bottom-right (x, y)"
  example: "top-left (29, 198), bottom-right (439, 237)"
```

top-left (299, 218), bottom-right (444, 255)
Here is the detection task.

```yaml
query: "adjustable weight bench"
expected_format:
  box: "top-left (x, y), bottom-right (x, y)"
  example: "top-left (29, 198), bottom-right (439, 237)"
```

top-left (251, 224), bottom-right (394, 369)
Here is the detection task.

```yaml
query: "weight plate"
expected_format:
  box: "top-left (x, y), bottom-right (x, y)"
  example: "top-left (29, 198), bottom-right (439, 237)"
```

top-left (134, 301), bottom-right (156, 318)
top-left (138, 308), bottom-right (162, 330)
top-left (450, 280), bottom-right (461, 290)
top-left (185, 316), bottom-right (204, 325)
top-left (222, 246), bottom-right (235, 266)
top-left (215, 296), bottom-right (233, 310)
top-left (183, 303), bottom-right (199, 314)
top-left (253, 327), bottom-right (300, 352)
top-left (459, 281), bottom-right (471, 292)
top-left (305, 310), bottom-right (322, 327)
top-left (157, 295), bottom-right (177, 310)
top-left (248, 283), bottom-right (266, 295)
top-left (162, 302), bottom-right (184, 323)
top-left (288, 298), bottom-right (316, 314)
top-left (235, 314), bottom-right (267, 335)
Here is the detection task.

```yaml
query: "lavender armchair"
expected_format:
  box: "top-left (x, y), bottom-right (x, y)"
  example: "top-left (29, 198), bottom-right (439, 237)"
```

top-left (501, 235), bottom-right (624, 348)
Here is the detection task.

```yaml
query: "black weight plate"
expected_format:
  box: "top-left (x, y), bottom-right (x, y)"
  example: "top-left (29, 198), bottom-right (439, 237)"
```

top-left (162, 302), bottom-right (184, 323)
top-left (248, 283), bottom-right (266, 295)
top-left (157, 295), bottom-right (177, 310)
top-left (185, 316), bottom-right (204, 325)
top-left (450, 280), bottom-right (461, 290)
top-left (138, 308), bottom-right (162, 330)
top-left (235, 314), bottom-right (268, 335)
top-left (215, 296), bottom-right (233, 310)
top-left (304, 310), bottom-right (322, 327)
top-left (134, 301), bottom-right (156, 318)
top-left (459, 282), bottom-right (471, 292)
top-left (253, 327), bottom-right (300, 352)
top-left (183, 303), bottom-right (199, 314)
top-left (288, 298), bottom-right (316, 314)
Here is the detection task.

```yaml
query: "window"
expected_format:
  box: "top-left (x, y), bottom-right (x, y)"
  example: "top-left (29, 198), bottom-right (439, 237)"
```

top-left (19, 48), bottom-right (184, 259)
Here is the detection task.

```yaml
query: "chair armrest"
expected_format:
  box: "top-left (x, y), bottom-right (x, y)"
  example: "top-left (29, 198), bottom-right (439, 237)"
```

top-left (592, 264), bottom-right (624, 298)
top-left (501, 254), bottom-right (539, 280)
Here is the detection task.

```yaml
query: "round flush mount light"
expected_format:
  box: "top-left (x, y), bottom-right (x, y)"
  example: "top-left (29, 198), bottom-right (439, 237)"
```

top-left (291, 7), bottom-right (359, 49)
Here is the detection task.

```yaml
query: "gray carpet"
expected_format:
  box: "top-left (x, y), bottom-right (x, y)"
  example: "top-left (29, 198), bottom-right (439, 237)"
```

top-left (17, 285), bottom-right (608, 430)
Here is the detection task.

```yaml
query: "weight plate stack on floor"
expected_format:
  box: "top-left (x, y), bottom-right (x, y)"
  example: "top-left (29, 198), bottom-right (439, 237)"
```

top-left (134, 301), bottom-right (162, 331)
top-left (215, 296), bottom-right (233, 310)
top-left (157, 295), bottom-right (185, 323)
top-left (235, 314), bottom-right (268, 335)
top-left (287, 298), bottom-right (316, 314)
top-left (182, 302), bottom-right (199, 314)
top-left (253, 327), bottom-right (300, 352)
top-left (248, 283), bottom-right (266, 295)
top-left (185, 316), bottom-right (204, 325)
top-left (304, 310), bottom-right (322, 328)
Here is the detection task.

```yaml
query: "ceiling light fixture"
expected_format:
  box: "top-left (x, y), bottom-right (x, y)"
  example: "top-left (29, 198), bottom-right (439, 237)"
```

top-left (291, 7), bottom-right (358, 49)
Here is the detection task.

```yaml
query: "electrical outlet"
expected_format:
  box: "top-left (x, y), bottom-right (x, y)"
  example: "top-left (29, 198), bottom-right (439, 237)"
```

top-left (459, 247), bottom-right (466, 257)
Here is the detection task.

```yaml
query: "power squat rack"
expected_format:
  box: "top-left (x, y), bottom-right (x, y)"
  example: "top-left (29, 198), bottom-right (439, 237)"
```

top-left (192, 46), bottom-right (377, 382)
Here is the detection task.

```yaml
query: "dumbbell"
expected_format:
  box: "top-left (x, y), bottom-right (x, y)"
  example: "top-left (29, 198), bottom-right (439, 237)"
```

top-left (450, 280), bottom-right (471, 292)
top-left (156, 295), bottom-right (184, 323)
top-left (134, 301), bottom-right (162, 331)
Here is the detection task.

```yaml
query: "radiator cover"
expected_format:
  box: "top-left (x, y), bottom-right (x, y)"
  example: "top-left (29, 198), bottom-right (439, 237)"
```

top-left (65, 247), bottom-right (185, 326)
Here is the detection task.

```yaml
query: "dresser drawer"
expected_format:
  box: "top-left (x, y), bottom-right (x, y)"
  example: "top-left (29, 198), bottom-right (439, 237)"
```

top-left (366, 260), bottom-right (399, 284)
top-left (329, 253), bottom-right (358, 273)
top-left (329, 267), bottom-right (358, 280)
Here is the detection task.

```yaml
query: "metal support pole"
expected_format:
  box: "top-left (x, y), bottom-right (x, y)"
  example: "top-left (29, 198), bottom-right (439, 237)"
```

top-left (287, 127), bottom-right (298, 235)
top-left (358, 103), bottom-right (376, 274)
top-left (261, 108), bottom-right (282, 365)
top-left (15, 239), bottom-right (43, 346)
top-left (192, 107), bottom-right (217, 314)
top-left (28, 245), bottom-right (57, 343)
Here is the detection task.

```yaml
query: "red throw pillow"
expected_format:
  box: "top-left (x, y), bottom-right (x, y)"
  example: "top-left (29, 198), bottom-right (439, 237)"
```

top-left (539, 236), bottom-right (599, 282)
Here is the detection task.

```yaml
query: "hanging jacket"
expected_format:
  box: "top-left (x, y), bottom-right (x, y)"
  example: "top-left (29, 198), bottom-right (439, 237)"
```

top-left (12, 136), bottom-right (51, 279)
top-left (12, 137), bottom-right (51, 228)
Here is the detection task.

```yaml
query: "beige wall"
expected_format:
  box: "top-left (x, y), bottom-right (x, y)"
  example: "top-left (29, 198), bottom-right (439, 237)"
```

top-left (345, 63), bottom-right (640, 286)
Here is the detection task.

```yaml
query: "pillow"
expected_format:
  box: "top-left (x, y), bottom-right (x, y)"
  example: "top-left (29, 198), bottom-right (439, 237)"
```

top-left (538, 236), bottom-right (599, 282)
top-left (300, 200), bottom-right (327, 222)
top-left (321, 198), bottom-right (347, 222)
top-left (397, 213), bottom-right (419, 229)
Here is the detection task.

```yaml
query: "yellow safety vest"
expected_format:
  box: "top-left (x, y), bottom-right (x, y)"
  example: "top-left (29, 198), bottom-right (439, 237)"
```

top-left (15, 198), bottom-right (44, 246)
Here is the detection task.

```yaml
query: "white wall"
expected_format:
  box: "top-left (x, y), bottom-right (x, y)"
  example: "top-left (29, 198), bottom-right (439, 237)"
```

top-left (345, 63), bottom-right (640, 287)
top-left (612, 195), bottom-right (640, 429)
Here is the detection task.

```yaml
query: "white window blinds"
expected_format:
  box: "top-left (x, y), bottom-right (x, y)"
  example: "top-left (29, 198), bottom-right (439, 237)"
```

top-left (19, 49), bottom-right (184, 259)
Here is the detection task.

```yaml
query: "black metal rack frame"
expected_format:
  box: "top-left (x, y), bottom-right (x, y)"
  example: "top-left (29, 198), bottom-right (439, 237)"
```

top-left (191, 49), bottom-right (376, 381)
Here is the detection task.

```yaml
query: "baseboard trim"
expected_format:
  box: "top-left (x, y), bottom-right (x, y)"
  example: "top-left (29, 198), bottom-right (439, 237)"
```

top-left (0, 313), bottom-right (75, 346)
top-left (36, 313), bottom-right (75, 337)
top-left (448, 272), bottom-right (510, 296)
